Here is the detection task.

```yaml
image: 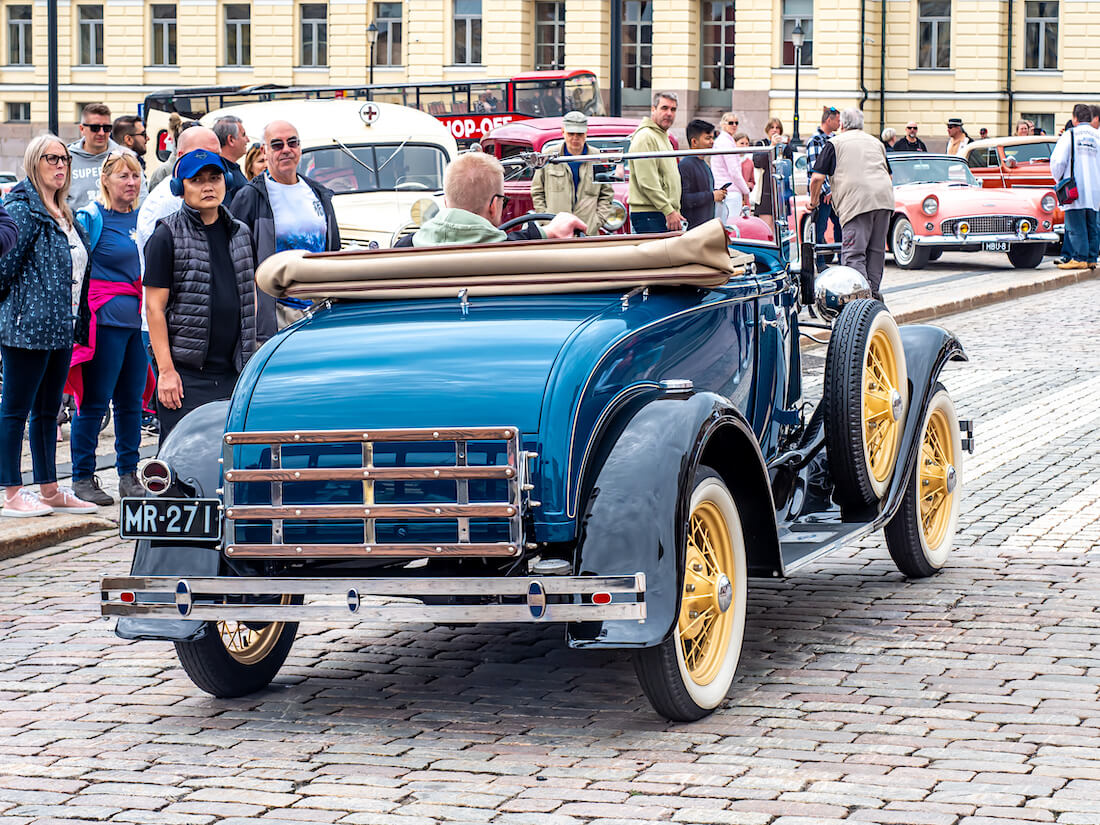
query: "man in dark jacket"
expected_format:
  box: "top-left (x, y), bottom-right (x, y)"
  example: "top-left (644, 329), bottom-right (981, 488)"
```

top-left (230, 120), bottom-right (340, 336)
top-left (894, 121), bottom-right (928, 152)
top-left (678, 119), bottom-right (726, 229)
top-left (212, 115), bottom-right (250, 203)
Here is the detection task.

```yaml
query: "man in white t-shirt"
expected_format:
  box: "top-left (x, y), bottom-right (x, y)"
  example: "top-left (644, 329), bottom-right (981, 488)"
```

top-left (230, 120), bottom-right (340, 336)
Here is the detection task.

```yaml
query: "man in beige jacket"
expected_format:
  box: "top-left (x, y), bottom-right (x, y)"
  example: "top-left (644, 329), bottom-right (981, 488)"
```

top-left (809, 107), bottom-right (895, 300)
top-left (531, 111), bottom-right (614, 235)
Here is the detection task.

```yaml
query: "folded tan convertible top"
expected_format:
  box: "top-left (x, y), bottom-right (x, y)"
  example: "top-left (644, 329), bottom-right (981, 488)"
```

top-left (255, 218), bottom-right (753, 301)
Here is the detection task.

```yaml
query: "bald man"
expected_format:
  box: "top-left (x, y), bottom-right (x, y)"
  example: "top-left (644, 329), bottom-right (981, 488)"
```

top-left (231, 119), bottom-right (340, 334)
top-left (395, 152), bottom-right (584, 247)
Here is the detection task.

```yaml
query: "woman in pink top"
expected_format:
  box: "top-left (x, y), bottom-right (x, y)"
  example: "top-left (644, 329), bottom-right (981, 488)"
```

top-left (711, 112), bottom-right (750, 212)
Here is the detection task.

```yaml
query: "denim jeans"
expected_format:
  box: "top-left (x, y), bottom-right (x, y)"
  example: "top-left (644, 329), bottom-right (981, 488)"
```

top-left (1063, 208), bottom-right (1100, 264)
top-left (814, 202), bottom-right (843, 272)
top-left (0, 345), bottom-right (71, 487)
top-left (630, 210), bottom-right (669, 234)
top-left (71, 325), bottom-right (146, 480)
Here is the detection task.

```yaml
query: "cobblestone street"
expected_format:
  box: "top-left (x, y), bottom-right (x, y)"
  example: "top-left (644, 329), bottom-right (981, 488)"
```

top-left (1, 280), bottom-right (1098, 825)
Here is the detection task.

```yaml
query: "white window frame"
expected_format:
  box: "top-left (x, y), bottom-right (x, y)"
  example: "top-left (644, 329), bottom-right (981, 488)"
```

top-left (1024, 1), bottom-right (1058, 71)
top-left (780, 0), bottom-right (813, 67)
top-left (224, 3), bottom-right (251, 67)
top-left (6, 101), bottom-right (29, 121)
top-left (7, 4), bottom-right (31, 66)
top-left (917, 0), bottom-right (951, 70)
top-left (77, 4), bottom-right (104, 67)
top-left (623, 0), bottom-right (652, 91)
top-left (453, 0), bottom-right (481, 65)
top-left (373, 2), bottom-right (401, 66)
top-left (534, 0), bottom-right (565, 71)
top-left (151, 3), bottom-right (176, 67)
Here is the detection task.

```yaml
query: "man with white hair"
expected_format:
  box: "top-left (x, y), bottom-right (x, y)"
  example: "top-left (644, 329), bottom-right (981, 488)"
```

top-left (809, 107), bottom-right (895, 300)
top-left (395, 152), bottom-right (584, 247)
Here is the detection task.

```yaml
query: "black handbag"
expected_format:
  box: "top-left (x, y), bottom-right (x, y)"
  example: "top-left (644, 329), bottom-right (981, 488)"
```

top-left (1055, 127), bottom-right (1079, 205)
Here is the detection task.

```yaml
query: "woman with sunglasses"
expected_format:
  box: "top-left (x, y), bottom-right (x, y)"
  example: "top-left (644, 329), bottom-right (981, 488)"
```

top-left (0, 135), bottom-right (97, 517)
top-left (67, 151), bottom-right (150, 506)
top-left (711, 112), bottom-right (750, 214)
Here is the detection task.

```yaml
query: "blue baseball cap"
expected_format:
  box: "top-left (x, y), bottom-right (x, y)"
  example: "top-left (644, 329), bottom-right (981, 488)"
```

top-left (174, 149), bottom-right (227, 180)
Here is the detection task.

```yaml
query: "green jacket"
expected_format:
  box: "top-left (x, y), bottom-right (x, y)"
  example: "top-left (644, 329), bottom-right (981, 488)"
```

top-left (530, 144), bottom-right (614, 235)
top-left (405, 207), bottom-right (544, 247)
top-left (627, 118), bottom-right (681, 216)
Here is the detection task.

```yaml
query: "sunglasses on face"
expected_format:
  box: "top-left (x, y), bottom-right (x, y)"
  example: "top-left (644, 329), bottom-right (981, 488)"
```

top-left (131, 130), bottom-right (147, 138)
top-left (268, 137), bottom-right (300, 151)
top-left (491, 193), bottom-right (510, 210)
top-left (81, 123), bottom-right (110, 132)
top-left (42, 153), bottom-right (70, 166)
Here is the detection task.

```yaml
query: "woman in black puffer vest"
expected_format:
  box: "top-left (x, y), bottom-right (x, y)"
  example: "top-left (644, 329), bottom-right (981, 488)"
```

top-left (143, 149), bottom-right (257, 444)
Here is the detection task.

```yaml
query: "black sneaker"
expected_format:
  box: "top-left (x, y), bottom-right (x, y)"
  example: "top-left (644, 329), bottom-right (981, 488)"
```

top-left (118, 471), bottom-right (144, 499)
top-left (71, 476), bottom-right (114, 507)
top-left (141, 414), bottom-right (159, 435)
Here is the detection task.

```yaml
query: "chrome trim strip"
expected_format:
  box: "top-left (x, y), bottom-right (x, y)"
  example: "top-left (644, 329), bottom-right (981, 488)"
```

top-left (914, 232), bottom-right (1058, 246)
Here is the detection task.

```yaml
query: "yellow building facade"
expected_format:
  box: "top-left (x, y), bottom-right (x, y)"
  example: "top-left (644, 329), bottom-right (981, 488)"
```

top-left (0, 0), bottom-right (1094, 157)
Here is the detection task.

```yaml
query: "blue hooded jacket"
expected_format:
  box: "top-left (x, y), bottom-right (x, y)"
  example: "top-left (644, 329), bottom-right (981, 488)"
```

top-left (0, 180), bottom-right (92, 350)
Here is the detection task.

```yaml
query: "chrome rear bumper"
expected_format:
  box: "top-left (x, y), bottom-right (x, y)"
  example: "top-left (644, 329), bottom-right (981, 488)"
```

top-left (100, 573), bottom-right (647, 624)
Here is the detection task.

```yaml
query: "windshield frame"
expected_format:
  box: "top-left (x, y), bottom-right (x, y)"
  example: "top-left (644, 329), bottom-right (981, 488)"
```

top-left (891, 156), bottom-right (979, 187)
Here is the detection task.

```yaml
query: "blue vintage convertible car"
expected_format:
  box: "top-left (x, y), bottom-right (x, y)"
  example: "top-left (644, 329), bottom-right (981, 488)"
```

top-left (101, 179), bottom-right (971, 721)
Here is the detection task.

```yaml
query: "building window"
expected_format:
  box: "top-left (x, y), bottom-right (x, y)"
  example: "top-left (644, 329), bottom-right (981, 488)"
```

top-left (6, 101), bottom-right (30, 121)
top-left (77, 4), bottom-right (104, 66)
top-left (374, 2), bottom-right (401, 65)
top-left (781, 0), bottom-right (813, 66)
top-left (1025, 1), bottom-right (1057, 70)
top-left (534, 1), bottom-right (565, 70)
top-left (918, 0), bottom-right (950, 69)
top-left (151, 4), bottom-right (176, 66)
top-left (623, 0), bottom-right (652, 90)
top-left (453, 0), bottom-right (480, 64)
top-left (7, 5), bottom-right (31, 66)
top-left (300, 3), bottom-right (326, 66)
top-left (701, 1), bottom-right (736, 91)
top-left (224, 3), bottom-right (250, 66)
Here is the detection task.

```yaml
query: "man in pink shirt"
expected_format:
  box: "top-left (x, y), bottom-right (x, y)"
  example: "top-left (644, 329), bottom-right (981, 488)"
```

top-left (711, 112), bottom-right (750, 214)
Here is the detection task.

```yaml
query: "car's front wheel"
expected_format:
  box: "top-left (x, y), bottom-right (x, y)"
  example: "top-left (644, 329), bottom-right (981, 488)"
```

top-left (1006, 243), bottom-right (1045, 269)
top-left (891, 217), bottom-right (931, 269)
top-left (884, 385), bottom-right (963, 577)
top-left (175, 600), bottom-right (298, 697)
top-left (633, 467), bottom-right (748, 722)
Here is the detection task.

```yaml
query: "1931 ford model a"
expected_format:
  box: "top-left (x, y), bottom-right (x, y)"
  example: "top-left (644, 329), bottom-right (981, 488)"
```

top-left (100, 146), bottom-right (972, 721)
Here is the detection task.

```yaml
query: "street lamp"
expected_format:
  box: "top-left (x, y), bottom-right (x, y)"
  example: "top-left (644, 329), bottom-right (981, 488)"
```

top-left (367, 22), bottom-right (379, 85)
top-left (791, 22), bottom-right (804, 146)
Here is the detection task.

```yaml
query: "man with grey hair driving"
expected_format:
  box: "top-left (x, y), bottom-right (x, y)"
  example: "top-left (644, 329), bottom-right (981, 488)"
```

top-left (808, 107), bottom-right (894, 301)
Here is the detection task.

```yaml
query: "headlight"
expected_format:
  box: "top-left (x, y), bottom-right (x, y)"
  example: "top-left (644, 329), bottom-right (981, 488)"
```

top-left (603, 199), bottom-right (627, 231)
top-left (1040, 193), bottom-right (1056, 213)
top-left (409, 197), bottom-right (439, 226)
top-left (922, 196), bottom-right (939, 216)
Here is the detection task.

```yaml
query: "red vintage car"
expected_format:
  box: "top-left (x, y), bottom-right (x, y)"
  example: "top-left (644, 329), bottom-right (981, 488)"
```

top-left (794, 153), bottom-right (1058, 269)
top-left (960, 136), bottom-right (1063, 243)
top-left (482, 117), bottom-right (773, 240)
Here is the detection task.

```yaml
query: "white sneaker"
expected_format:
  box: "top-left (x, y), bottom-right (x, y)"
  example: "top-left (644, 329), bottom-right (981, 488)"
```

top-left (2, 488), bottom-right (53, 518)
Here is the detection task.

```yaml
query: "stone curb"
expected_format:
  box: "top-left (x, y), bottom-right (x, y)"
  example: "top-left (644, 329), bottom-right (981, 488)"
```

top-left (0, 513), bottom-right (115, 562)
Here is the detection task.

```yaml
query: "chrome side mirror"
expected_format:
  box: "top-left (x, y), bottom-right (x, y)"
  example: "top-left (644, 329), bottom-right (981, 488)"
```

top-left (814, 265), bottom-right (872, 320)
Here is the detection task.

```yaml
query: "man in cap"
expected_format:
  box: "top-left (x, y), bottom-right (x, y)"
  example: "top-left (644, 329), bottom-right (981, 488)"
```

top-left (895, 122), bottom-right (928, 152)
top-left (530, 111), bottom-right (614, 235)
top-left (946, 118), bottom-right (970, 155)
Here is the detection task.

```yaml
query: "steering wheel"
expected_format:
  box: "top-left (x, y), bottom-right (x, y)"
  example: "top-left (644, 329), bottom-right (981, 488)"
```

top-left (395, 180), bottom-right (431, 191)
top-left (497, 212), bottom-right (555, 232)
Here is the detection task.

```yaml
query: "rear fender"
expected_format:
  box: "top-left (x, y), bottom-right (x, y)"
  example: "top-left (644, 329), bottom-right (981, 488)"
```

top-left (115, 400), bottom-right (229, 642)
top-left (567, 392), bottom-right (779, 649)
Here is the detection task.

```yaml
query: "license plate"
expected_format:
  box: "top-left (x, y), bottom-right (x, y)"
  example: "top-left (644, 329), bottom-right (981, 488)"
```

top-left (982, 241), bottom-right (1009, 252)
top-left (119, 498), bottom-right (221, 541)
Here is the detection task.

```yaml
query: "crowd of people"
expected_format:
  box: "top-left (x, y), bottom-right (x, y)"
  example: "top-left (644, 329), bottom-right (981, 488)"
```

top-left (0, 102), bottom-right (341, 518)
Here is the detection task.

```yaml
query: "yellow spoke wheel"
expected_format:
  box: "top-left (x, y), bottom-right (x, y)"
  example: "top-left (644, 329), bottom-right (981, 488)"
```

top-left (886, 386), bottom-right (963, 578)
top-left (175, 595), bottom-right (300, 698)
top-left (633, 468), bottom-right (748, 722)
top-left (825, 299), bottom-right (908, 508)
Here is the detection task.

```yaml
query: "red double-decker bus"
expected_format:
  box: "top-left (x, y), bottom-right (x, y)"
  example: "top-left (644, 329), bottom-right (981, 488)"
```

top-left (143, 69), bottom-right (605, 157)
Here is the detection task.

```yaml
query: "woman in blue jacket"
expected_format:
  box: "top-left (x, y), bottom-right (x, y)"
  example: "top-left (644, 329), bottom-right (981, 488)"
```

top-left (0, 134), bottom-right (97, 517)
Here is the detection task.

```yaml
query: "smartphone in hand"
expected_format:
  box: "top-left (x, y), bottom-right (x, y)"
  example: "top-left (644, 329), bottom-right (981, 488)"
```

top-left (720, 182), bottom-right (733, 189)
